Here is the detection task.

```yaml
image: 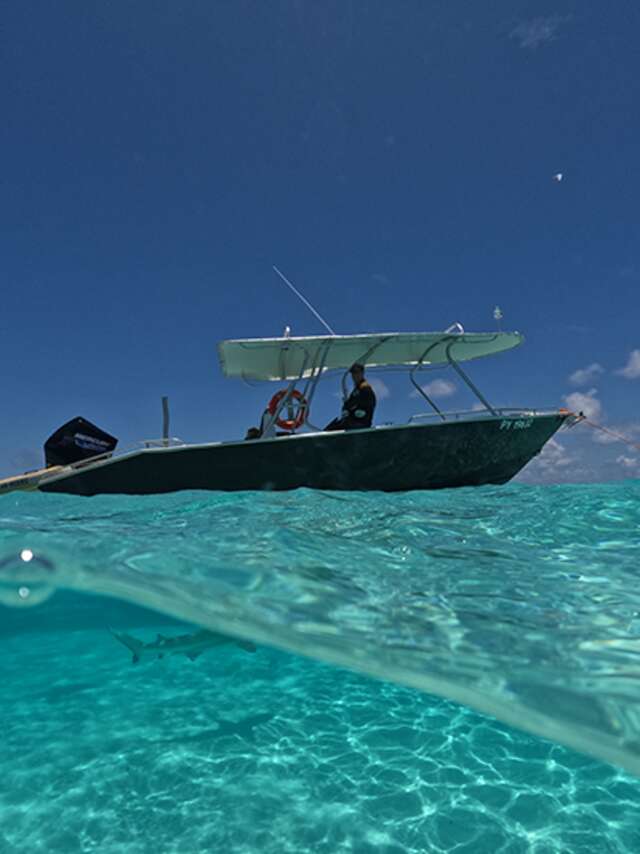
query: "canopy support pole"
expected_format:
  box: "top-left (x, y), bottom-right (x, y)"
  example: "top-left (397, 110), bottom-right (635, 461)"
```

top-left (258, 354), bottom-right (309, 438)
top-left (409, 366), bottom-right (446, 420)
top-left (302, 342), bottom-right (331, 412)
top-left (161, 397), bottom-right (170, 447)
top-left (446, 343), bottom-right (497, 415)
top-left (407, 338), bottom-right (459, 422)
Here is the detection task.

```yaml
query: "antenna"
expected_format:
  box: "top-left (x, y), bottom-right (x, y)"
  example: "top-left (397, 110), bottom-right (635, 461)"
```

top-left (272, 265), bottom-right (336, 336)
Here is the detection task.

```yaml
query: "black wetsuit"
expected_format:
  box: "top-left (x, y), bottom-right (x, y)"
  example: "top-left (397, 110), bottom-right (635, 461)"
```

top-left (325, 380), bottom-right (377, 431)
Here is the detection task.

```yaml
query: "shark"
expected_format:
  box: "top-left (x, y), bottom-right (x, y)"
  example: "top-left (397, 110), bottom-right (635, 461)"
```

top-left (148, 712), bottom-right (274, 745)
top-left (110, 627), bottom-right (257, 664)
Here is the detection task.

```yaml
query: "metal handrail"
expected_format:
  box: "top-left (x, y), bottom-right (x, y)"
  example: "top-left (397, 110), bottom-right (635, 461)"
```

top-left (408, 407), bottom-right (557, 424)
top-left (141, 437), bottom-right (186, 448)
top-left (446, 342), bottom-right (497, 415)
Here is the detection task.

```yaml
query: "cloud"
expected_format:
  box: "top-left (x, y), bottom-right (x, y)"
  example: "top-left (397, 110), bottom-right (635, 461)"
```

top-left (615, 349), bottom-right (640, 380)
top-left (616, 455), bottom-right (639, 471)
top-left (510, 16), bottom-right (568, 49)
top-left (369, 377), bottom-right (390, 400)
top-left (411, 379), bottom-right (456, 400)
top-left (563, 388), bottom-right (602, 421)
top-left (537, 438), bottom-right (574, 470)
top-left (569, 363), bottom-right (604, 386)
top-left (517, 437), bottom-right (575, 483)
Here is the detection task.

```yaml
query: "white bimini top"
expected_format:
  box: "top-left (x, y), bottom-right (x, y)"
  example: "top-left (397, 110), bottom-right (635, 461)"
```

top-left (217, 330), bottom-right (523, 381)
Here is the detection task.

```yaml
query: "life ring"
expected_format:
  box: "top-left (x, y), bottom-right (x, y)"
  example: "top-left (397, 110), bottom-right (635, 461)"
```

top-left (267, 389), bottom-right (309, 431)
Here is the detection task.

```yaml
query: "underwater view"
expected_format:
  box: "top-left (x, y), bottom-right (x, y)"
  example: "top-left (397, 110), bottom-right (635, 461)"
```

top-left (2, 482), bottom-right (640, 852)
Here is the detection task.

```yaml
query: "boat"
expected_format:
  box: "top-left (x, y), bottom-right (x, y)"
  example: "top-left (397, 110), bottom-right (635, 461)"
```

top-left (1, 327), bottom-right (575, 496)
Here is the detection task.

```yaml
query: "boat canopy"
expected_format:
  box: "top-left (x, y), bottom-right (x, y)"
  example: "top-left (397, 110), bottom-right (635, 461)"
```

top-left (218, 331), bottom-right (523, 381)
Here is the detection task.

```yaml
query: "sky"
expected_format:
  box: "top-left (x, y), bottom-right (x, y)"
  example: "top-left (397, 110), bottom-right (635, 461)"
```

top-left (1, 1), bottom-right (639, 482)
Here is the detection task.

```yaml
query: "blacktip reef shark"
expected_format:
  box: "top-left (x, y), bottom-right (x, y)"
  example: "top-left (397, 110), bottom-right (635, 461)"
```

top-left (110, 627), bottom-right (257, 664)
top-left (148, 712), bottom-right (274, 746)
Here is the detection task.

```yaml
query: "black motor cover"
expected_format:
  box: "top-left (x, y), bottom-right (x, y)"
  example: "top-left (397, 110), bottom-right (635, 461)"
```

top-left (44, 417), bottom-right (118, 467)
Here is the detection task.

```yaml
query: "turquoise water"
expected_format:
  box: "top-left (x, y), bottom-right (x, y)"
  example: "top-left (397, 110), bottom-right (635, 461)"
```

top-left (2, 481), bottom-right (640, 852)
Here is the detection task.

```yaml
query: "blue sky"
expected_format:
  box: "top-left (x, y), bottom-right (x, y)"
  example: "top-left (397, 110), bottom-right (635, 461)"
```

top-left (2, 2), bottom-right (639, 482)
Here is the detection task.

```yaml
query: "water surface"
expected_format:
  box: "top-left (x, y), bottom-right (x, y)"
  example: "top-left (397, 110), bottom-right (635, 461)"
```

top-left (1, 481), bottom-right (640, 850)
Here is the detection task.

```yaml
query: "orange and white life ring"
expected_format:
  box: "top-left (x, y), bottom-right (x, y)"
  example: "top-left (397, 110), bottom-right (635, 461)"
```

top-left (267, 389), bottom-right (309, 431)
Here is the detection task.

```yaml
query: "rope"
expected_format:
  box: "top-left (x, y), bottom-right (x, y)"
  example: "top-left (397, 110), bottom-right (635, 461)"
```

top-left (578, 416), bottom-right (640, 452)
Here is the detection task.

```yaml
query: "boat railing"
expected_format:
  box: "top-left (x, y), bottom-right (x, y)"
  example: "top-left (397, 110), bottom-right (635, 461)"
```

top-left (100, 436), bottom-right (188, 458)
top-left (39, 437), bottom-right (189, 481)
top-left (140, 437), bottom-right (186, 449)
top-left (408, 407), bottom-right (559, 424)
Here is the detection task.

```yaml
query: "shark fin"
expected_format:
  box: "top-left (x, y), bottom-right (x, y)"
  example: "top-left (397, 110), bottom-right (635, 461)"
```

top-left (109, 628), bottom-right (145, 665)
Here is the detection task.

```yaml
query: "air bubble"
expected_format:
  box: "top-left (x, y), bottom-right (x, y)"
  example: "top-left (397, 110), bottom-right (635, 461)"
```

top-left (0, 549), bottom-right (57, 608)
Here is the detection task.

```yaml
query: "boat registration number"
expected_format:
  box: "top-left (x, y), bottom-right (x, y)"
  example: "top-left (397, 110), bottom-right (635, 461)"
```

top-left (499, 418), bottom-right (533, 431)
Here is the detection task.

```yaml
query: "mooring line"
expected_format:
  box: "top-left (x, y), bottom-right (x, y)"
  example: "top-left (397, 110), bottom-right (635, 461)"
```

top-left (560, 410), bottom-right (640, 451)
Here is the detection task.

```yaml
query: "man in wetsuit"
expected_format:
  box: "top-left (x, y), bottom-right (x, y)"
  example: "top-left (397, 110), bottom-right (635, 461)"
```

top-left (325, 363), bottom-right (377, 431)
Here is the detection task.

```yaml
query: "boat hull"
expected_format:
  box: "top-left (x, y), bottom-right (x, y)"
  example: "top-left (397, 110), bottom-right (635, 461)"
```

top-left (38, 413), bottom-right (567, 496)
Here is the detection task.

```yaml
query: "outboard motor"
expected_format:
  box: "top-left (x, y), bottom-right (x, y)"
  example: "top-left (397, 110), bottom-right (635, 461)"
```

top-left (44, 417), bottom-right (118, 467)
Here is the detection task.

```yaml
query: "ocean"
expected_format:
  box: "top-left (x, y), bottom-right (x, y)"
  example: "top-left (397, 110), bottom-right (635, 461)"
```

top-left (1, 481), bottom-right (639, 853)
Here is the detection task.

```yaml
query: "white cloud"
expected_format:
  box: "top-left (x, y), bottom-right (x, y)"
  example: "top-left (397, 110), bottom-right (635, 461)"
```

top-left (616, 455), bottom-right (639, 471)
top-left (510, 16), bottom-right (568, 49)
top-left (517, 437), bottom-right (575, 483)
top-left (615, 349), bottom-right (640, 380)
top-left (563, 388), bottom-right (602, 421)
top-left (536, 438), bottom-right (574, 470)
top-left (569, 363), bottom-right (604, 386)
top-left (411, 379), bottom-right (456, 400)
top-left (369, 377), bottom-right (390, 400)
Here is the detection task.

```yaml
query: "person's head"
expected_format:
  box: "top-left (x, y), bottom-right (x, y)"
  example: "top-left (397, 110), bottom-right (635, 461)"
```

top-left (245, 426), bottom-right (261, 440)
top-left (349, 363), bottom-right (365, 385)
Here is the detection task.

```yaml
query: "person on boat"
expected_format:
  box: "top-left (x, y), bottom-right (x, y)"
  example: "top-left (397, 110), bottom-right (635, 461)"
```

top-left (244, 411), bottom-right (286, 440)
top-left (325, 363), bottom-right (377, 431)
